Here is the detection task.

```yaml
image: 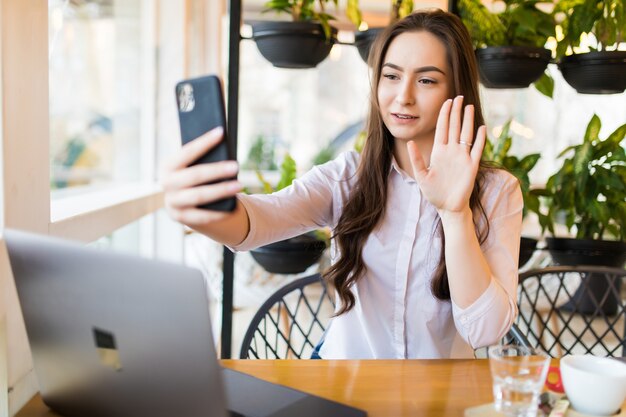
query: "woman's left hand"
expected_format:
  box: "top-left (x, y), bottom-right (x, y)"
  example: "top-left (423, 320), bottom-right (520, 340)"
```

top-left (407, 95), bottom-right (486, 214)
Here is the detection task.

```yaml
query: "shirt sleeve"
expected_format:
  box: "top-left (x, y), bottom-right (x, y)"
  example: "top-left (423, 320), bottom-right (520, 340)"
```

top-left (230, 151), bottom-right (358, 252)
top-left (451, 170), bottom-right (523, 348)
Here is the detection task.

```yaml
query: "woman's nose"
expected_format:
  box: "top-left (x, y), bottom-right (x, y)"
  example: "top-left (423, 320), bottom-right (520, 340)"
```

top-left (395, 81), bottom-right (415, 106)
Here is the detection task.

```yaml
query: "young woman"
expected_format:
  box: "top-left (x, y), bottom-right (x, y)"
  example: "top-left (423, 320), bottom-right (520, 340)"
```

top-left (162, 9), bottom-right (522, 359)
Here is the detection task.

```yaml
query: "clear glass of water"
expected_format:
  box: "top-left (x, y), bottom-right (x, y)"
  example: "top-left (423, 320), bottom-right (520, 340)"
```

top-left (488, 344), bottom-right (550, 417)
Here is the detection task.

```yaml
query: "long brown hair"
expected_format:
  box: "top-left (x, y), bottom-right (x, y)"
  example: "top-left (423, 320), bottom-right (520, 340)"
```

top-left (324, 9), bottom-right (491, 315)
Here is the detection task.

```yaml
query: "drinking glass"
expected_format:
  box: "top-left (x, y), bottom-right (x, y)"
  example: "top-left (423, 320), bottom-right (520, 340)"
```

top-left (488, 344), bottom-right (550, 417)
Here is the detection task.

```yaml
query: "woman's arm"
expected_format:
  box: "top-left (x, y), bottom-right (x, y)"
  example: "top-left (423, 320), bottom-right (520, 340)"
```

top-left (407, 97), bottom-right (521, 346)
top-left (408, 96), bottom-right (496, 307)
top-left (163, 126), bottom-right (355, 250)
top-left (161, 127), bottom-right (250, 247)
top-left (445, 174), bottom-right (522, 347)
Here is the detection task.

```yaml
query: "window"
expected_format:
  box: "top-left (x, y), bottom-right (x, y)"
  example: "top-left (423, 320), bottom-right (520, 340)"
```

top-left (2, 1), bottom-right (224, 414)
top-left (49, 0), bottom-right (146, 191)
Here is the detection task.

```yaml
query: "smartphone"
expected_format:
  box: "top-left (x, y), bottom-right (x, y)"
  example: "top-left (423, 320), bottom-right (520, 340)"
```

top-left (175, 75), bottom-right (237, 212)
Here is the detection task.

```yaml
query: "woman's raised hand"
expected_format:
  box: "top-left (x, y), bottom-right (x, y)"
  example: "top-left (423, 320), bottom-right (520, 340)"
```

top-left (161, 127), bottom-right (243, 227)
top-left (407, 95), bottom-right (486, 214)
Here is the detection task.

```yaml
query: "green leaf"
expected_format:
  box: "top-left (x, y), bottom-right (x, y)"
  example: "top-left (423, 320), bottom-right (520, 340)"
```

top-left (595, 166), bottom-right (626, 191)
top-left (255, 170), bottom-right (275, 194)
top-left (525, 192), bottom-right (540, 213)
top-left (398, 0), bottom-right (413, 19)
top-left (606, 123), bottom-right (626, 146)
top-left (502, 156), bottom-right (519, 170)
top-left (518, 153), bottom-right (541, 172)
top-left (458, 0), bottom-right (507, 47)
top-left (264, 0), bottom-right (291, 9)
top-left (573, 141), bottom-right (592, 178)
top-left (276, 153), bottom-right (297, 191)
top-left (533, 72), bottom-right (554, 98)
top-left (483, 138), bottom-right (494, 160)
top-left (606, 150), bottom-right (626, 164)
top-left (346, 0), bottom-right (361, 26)
top-left (499, 119), bottom-right (512, 141)
top-left (557, 144), bottom-right (577, 158)
top-left (530, 188), bottom-right (552, 197)
top-left (354, 130), bottom-right (366, 153)
top-left (584, 114), bottom-right (602, 143)
top-left (496, 136), bottom-right (512, 162)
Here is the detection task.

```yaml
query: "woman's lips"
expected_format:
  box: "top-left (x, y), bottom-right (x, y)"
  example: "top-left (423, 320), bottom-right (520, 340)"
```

top-left (391, 113), bottom-right (418, 124)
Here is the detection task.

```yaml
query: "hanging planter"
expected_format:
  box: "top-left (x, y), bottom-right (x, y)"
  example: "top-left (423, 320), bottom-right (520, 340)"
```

top-left (558, 51), bottom-right (626, 94)
top-left (251, 21), bottom-right (337, 69)
top-left (250, 233), bottom-right (327, 274)
top-left (354, 27), bottom-right (384, 64)
top-left (475, 47), bottom-right (551, 89)
top-left (250, 0), bottom-right (361, 69)
top-left (519, 237), bottom-right (538, 268)
top-left (353, 1), bottom-right (414, 64)
top-left (458, 0), bottom-right (556, 94)
top-left (554, 0), bottom-right (626, 94)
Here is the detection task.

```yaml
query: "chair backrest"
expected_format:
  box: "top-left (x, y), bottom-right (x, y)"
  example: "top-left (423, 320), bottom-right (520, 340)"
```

top-left (241, 274), bottom-right (531, 359)
top-left (240, 273), bottom-right (335, 359)
top-left (516, 265), bottom-right (626, 357)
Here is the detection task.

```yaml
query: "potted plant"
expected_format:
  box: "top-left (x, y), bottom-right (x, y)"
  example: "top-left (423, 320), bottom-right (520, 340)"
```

top-left (458, 0), bottom-right (556, 92)
top-left (483, 119), bottom-right (541, 267)
top-left (530, 114), bottom-right (626, 313)
top-left (243, 135), bottom-right (278, 171)
top-left (555, 0), bottom-right (626, 94)
top-left (249, 154), bottom-right (329, 274)
top-left (354, 0), bottom-right (413, 64)
top-left (251, 0), bottom-right (362, 69)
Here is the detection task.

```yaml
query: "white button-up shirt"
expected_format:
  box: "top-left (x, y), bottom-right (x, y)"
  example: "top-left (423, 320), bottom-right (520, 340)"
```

top-left (233, 151), bottom-right (522, 359)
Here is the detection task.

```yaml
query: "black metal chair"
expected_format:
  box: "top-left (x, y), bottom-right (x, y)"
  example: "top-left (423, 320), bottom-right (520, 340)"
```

top-left (240, 273), bottom-right (530, 359)
top-left (515, 265), bottom-right (626, 357)
top-left (240, 273), bottom-right (333, 359)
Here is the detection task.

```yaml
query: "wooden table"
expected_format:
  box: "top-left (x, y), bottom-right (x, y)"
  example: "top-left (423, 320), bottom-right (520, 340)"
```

top-left (17, 359), bottom-right (497, 417)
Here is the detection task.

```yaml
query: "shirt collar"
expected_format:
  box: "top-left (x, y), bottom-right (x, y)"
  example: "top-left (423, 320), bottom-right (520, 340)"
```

top-left (390, 155), bottom-right (415, 183)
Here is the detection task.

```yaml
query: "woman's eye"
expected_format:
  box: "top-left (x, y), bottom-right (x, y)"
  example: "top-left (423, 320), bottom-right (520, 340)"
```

top-left (419, 79), bottom-right (435, 85)
top-left (383, 73), bottom-right (399, 80)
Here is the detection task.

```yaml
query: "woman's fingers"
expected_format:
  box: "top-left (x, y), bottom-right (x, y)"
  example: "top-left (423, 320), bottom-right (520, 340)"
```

top-left (165, 180), bottom-right (242, 210)
top-left (160, 125), bottom-right (243, 220)
top-left (434, 99), bottom-right (453, 145)
top-left (448, 96), bottom-right (464, 145)
top-left (471, 125), bottom-right (487, 161)
top-left (459, 104), bottom-right (474, 148)
top-left (162, 126), bottom-right (224, 174)
top-left (167, 206), bottom-right (232, 226)
top-left (407, 141), bottom-right (428, 182)
top-left (162, 160), bottom-right (239, 191)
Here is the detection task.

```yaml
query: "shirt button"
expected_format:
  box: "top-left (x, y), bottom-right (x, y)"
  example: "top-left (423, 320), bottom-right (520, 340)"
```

top-left (460, 316), bottom-right (468, 324)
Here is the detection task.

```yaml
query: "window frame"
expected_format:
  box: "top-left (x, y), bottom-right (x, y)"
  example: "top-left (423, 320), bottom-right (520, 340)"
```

top-left (0, 0), bottom-right (226, 414)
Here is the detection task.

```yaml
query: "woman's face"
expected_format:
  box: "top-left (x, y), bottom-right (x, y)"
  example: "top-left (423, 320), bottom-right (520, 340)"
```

top-left (377, 30), bottom-right (451, 144)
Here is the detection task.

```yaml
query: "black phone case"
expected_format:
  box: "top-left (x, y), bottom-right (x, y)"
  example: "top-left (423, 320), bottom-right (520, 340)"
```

top-left (175, 75), bottom-right (236, 212)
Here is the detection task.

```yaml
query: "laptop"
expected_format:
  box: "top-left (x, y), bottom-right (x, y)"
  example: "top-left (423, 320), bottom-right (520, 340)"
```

top-left (4, 229), bottom-right (366, 417)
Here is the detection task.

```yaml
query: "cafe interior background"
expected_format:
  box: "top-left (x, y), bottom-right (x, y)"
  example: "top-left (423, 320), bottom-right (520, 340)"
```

top-left (0, 0), bottom-right (624, 415)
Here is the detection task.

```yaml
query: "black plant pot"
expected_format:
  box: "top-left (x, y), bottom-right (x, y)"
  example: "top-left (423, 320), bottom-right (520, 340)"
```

top-left (558, 51), bottom-right (626, 94)
top-left (519, 237), bottom-right (538, 268)
top-left (475, 46), bottom-right (551, 89)
top-left (251, 21), bottom-right (337, 69)
top-left (354, 27), bottom-right (384, 64)
top-left (250, 233), bottom-right (327, 274)
top-left (547, 237), bottom-right (626, 316)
